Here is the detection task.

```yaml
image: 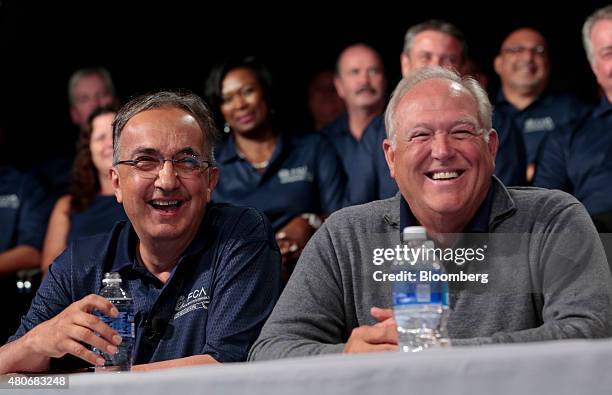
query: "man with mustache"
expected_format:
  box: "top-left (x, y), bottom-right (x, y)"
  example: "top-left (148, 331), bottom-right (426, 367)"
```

top-left (321, 44), bottom-right (395, 205)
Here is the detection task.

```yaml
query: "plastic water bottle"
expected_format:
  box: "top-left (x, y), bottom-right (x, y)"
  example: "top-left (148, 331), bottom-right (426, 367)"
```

top-left (95, 272), bottom-right (135, 372)
top-left (393, 226), bottom-right (450, 352)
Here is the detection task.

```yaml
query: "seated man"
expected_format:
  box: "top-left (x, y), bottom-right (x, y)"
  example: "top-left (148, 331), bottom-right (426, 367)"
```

top-left (0, 91), bottom-right (281, 373)
top-left (248, 67), bottom-right (611, 360)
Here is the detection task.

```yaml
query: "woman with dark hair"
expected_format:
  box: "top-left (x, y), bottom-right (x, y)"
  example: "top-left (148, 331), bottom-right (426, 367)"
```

top-left (205, 57), bottom-right (347, 280)
top-left (41, 106), bottom-right (127, 272)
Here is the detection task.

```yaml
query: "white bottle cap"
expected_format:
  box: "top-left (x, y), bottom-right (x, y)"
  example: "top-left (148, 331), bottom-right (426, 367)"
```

top-left (402, 226), bottom-right (427, 241)
top-left (102, 272), bottom-right (122, 285)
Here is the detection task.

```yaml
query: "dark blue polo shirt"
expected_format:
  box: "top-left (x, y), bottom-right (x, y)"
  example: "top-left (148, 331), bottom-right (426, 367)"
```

top-left (10, 203), bottom-right (281, 369)
top-left (400, 178), bottom-right (495, 234)
top-left (213, 132), bottom-right (346, 231)
top-left (0, 166), bottom-right (51, 252)
top-left (492, 109), bottom-right (527, 186)
top-left (321, 113), bottom-right (397, 204)
top-left (494, 91), bottom-right (590, 164)
top-left (533, 97), bottom-right (610, 215)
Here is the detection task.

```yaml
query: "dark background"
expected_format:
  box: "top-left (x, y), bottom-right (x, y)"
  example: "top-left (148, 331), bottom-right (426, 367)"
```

top-left (0, 0), bottom-right (609, 168)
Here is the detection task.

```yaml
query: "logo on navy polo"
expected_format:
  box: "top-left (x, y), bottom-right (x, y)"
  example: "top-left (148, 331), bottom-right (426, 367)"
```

top-left (524, 117), bottom-right (555, 133)
top-left (174, 285), bottom-right (210, 320)
top-left (278, 166), bottom-right (313, 184)
top-left (0, 194), bottom-right (19, 209)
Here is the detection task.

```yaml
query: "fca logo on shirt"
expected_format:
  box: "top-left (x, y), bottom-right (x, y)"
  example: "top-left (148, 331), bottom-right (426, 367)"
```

top-left (188, 286), bottom-right (207, 300)
top-left (174, 285), bottom-right (211, 319)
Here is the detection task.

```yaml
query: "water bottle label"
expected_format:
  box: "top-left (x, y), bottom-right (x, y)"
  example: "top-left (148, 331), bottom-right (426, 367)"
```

top-left (393, 278), bottom-right (446, 306)
top-left (415, 284), bottom-right (430, 302)
top-left (393, 291), bottom-right (444, 305)
top-left (99, 311), bottom-right (134, 338)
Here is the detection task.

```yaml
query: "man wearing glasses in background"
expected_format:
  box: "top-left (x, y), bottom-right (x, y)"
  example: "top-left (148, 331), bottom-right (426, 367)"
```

top-left (493, 27), bottom-right (590, 183)
top-left (0, 91), bottom-right (281, 373)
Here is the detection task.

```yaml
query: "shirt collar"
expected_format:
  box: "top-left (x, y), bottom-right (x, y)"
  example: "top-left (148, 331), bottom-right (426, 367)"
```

top-left (110, 221), bottom-right (139, 273)
top-left (215, 132), bottom-right (289, 167)
top-left (110, 205), bottom-right (213, 273)
top-left (216, 135), bottom-right (240, 164)
top-left (325, 112), bottom-right (381, 139)
top-left (494, 89), bottom-right (551, 109)
top-left (494, 90), bottom-right (510, 106)
top-left (399, 178), bottom-right (496, 233)
top-left (326, 113), bottom-right (350, 136)
top-left (593, 96), bottom-right (612, 118)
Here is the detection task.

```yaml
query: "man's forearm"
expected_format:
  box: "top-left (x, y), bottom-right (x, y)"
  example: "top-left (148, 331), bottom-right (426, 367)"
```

top-left (0, 336), bottom-right (50, 374)
top-left (131, 354), bottom-right (218, 372)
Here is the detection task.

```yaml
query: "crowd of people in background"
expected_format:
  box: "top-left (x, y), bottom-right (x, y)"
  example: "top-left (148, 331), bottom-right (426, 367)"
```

top-left (0, 4), bottom-right (612, 370)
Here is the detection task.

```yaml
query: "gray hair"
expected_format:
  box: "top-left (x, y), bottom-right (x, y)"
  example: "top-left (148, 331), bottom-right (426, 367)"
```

top-left (582, 5), bottom-right (612, 65)
top-left (112, 91), bottom-right (220, 165)
top-left (403, 20), bottom-right (468, 65)
top-left (384, 67), bottom-right (492, 149)
top-left (68, 67), bottom-right (115, 104)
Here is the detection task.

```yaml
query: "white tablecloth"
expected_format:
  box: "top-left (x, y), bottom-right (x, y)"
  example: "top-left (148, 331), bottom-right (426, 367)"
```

top-left (18, 339), bottom-right (612, 395)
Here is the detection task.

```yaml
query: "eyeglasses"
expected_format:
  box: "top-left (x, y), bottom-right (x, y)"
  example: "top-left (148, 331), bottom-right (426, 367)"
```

top-left (114, 154), bottom-right (213, 179)
top-left (502, 45), bottom-right (547, 56)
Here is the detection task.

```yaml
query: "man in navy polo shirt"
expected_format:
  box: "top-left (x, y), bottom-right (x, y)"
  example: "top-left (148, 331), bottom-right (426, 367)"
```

top-left (321, 43), bottom-right (395, 204)
top-left (534, 5), bottom-right (612, 226)
top-left (494, 27), bottom-right (590, 182)
top-left (0, 91), bottom-right (281, 373)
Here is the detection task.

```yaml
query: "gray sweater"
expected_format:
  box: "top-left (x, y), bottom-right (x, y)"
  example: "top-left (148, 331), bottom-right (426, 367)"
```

top-left (249, 180), bottom-right (612, 360)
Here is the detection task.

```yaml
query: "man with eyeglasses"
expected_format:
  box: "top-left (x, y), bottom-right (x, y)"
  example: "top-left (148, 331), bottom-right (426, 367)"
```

top-left (0, 91), bottom-right (281, 373)
top-left (249, 67), bottom-right (611, 361)
top-left (494, 27), bottom-right (590, 183)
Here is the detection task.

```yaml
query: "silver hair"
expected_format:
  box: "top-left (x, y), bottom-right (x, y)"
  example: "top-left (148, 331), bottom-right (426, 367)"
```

top-left (112, 91), bottom-right (219, 165)
top-left (67, 67), bottom-right (115, 104)
top-left (384, 66), bottom-right (492, 149)
top-left (582, 5), bottom-right (612, 65)
top-left (403, 19), bottom-right (468, 65)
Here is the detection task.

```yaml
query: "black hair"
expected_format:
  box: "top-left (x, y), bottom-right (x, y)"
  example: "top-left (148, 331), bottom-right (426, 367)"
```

top-left (204, 56), bottom-right (276, 130)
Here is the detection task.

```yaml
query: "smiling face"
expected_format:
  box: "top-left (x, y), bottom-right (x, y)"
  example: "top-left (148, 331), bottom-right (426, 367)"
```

top-left (494, 28), bottom-right (550, 96)
top-left (401, 31), bottom-right (464, 77)
top-left (589, 18), bottom-right (612, 99)
top-left (70, 74), bottom-right (116, 130)
top-left (110, 107), bottom-right (219, 245)
top-left (89, 112), bottom-right (116, 175)
top-left (220, 67), bottom-right (269, 135)
top-left (383, 78), bottom-right (497, 228)
top-left (334, 44), bottom-right (386, 112)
